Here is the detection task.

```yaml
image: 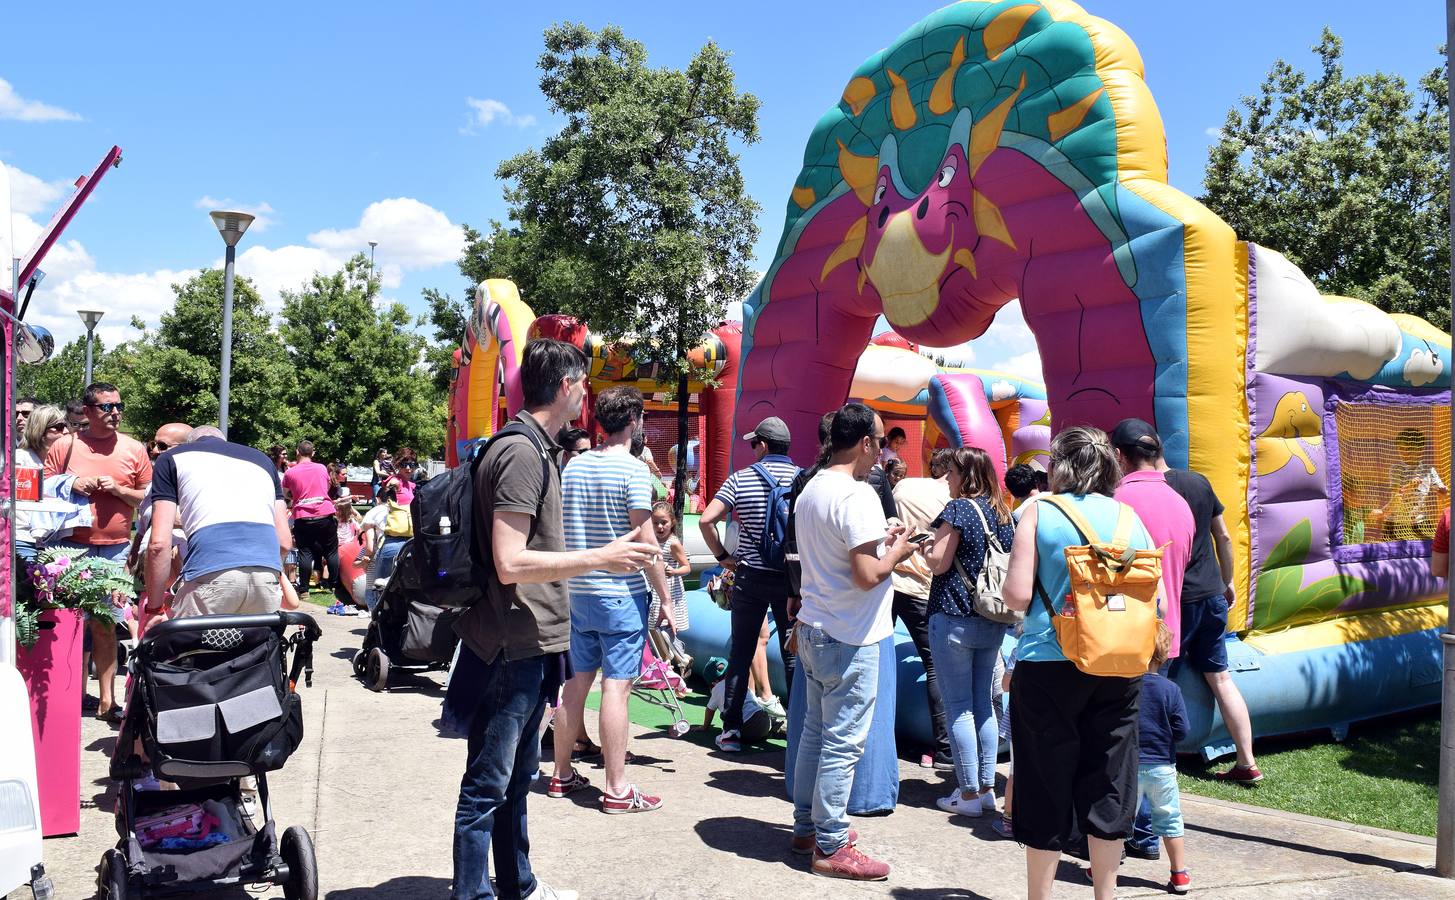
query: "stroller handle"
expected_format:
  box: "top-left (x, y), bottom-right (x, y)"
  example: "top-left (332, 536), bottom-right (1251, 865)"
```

top-left (144, 610), bottom-right (323, 643)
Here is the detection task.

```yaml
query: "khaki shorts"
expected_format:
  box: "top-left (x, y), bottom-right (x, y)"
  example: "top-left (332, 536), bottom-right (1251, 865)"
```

top-left (172, 566), bottom-right (282, 619)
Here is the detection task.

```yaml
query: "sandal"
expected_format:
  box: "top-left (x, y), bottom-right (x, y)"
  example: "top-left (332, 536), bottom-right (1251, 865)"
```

top-left (96, 707), bottom-right (124, 724)
top-left (571, 739), bottom-right (602, 760)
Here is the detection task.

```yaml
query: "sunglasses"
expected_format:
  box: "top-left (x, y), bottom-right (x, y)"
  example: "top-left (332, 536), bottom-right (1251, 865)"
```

top-left (16, 409), bottom-right (31, 417)
top-left (152, 440), bottom-right (173, 452)
top-left (88, 401), bottom-right (124, 413)
top-left (68, 421), bottom-right (88, 430)
top-left (45, 423), bottom-right (67, 433)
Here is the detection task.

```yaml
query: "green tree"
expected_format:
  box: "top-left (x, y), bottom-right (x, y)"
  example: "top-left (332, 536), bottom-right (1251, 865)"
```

top-left (280, 255), bottom-right (445, 463)
top-left (422, 286), bottom-right (468, 396)
top-left (18, 334), bottom-right (104, 409)
top-left (117, 270), bottom-right (300, 448)
top-left (473, 23), bottom-right (761, 514)
top-left (1201, 29), bottom-right (1449, 328)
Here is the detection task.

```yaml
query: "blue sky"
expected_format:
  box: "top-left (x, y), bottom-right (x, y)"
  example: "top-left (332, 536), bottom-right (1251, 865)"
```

top-left (1, 0), bottom-right (1444, 378)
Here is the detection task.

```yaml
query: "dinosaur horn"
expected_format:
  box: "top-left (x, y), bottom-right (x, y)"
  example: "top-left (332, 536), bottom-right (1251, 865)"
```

top-left (929, 36), bottom-right (967, 116)
top-left (969, 72), bottom-right (1027, 178)
top-left (836, 139), bottom-right (879, 207)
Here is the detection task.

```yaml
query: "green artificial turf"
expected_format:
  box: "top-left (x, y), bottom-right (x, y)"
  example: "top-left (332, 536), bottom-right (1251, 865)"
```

top-left (583, 683), bottom-right (788, 752)
top-left (1177, 710), bottom-right (1439, 836)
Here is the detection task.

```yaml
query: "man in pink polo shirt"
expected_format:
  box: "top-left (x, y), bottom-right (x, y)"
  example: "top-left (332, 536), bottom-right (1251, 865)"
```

top-left (1110, 418), bottom-right (1194, 864)
top-left (282, 441), bottom-right (348, 607)
top-left (1110, 419), bottom-right (1194, 654)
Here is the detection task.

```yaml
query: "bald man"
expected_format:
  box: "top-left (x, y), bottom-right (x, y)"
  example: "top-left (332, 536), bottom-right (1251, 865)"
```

top-left (128, 422), bottom-right (193, 574)
top-left (150, 422), bottom-right (192, 461)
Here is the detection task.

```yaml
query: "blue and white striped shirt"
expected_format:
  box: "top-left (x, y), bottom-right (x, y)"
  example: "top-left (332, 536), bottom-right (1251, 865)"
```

top-left (714, 455), bottom-right (800, 571)
top-left (562, 450), bottom-right (654, 598)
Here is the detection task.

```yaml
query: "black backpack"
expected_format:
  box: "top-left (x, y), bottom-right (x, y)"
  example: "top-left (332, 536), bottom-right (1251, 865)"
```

top-left (408, 422), bottom-right (550, 607)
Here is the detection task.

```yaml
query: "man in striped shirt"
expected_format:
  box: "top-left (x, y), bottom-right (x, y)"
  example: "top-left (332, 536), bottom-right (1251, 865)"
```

top-left (699, 415), bottom-right (800, 752)
top-left (550, 386), bottom-right (674, 814)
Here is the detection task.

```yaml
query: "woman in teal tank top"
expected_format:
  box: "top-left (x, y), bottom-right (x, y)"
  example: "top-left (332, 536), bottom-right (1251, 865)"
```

top-left (1002, 426), bottom-right (1154, 900)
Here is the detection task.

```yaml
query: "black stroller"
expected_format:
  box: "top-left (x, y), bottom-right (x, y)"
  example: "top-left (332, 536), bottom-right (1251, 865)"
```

top-left (101, 611), bottom-right (322, 900)
top-left (352, 541), bottom-right (462, 692)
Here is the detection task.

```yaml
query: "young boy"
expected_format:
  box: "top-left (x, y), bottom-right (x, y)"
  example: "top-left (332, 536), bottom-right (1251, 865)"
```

top-left (1139, 623), bottom-right (1191, 893)
top-left (697, 657), bottom-right (775, 744)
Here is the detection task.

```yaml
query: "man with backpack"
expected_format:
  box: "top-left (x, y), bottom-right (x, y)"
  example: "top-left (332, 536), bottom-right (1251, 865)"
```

top-left (698, 415), bottom-right (799, 752)
top-left (447, 339), bottom-right (658, 900)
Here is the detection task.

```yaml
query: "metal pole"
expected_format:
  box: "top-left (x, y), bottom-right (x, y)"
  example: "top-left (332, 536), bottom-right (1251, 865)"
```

top-left (83, 327), bottom-right (94, 385)
top-left (3, 258), bottom-right (19, 667)
top-left (219, 243), bottom-right (236, 439)
top-left (1438, 0), bottom-right (1455, 877)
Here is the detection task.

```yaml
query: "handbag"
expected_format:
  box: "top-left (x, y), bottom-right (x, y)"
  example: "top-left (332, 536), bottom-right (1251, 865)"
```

top-left (953, 499), bottom-right (1022, 625)
top-left (1033, 495), bottom-right (1163, 677)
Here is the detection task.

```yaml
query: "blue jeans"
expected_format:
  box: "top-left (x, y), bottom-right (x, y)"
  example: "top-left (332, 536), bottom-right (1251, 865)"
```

top-left (928, 611), bottom-right (1003, 794)
top-left (792, 624), bottom-right (879, 856)
top-left (451, 650), bottom-right (550, 900)
top-left (365, 535), bottom-right (408, 610)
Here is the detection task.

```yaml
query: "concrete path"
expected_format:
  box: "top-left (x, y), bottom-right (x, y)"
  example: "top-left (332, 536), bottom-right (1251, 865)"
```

top-left (13, 614), bottom-right (1453, 899)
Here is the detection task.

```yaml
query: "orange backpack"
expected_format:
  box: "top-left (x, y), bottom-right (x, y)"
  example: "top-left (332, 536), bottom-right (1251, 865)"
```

top-left (1034, 495), bottom-right (1164, 678)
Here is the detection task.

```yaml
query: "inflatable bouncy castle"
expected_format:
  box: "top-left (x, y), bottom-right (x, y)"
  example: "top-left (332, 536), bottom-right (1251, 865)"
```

top-left (729, 0), bottom-right (1450, 757)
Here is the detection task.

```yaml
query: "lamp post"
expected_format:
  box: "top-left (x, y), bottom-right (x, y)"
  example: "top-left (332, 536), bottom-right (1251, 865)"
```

top-left (368, 240), bottom-right (378, 282)
top-left (77, 309), bottom-right (104, 385)
top-left (209, 210), bottom-right (255, 438)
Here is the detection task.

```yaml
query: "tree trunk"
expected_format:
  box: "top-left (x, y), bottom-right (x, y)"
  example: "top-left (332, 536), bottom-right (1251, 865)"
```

top-left (674, 370), bottom-right (689, 523)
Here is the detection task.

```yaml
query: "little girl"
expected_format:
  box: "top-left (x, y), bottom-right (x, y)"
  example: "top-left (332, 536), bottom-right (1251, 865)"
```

top-left (647, 501), bottom-right (692, 672)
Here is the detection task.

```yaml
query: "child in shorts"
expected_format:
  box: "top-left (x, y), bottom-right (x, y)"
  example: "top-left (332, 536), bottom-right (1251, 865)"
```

top-left (1138, 622), bottom-right (1191, 893)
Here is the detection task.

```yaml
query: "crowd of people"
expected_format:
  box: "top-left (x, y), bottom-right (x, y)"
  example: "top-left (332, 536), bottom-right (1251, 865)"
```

top-left (24, 342), bottom-right (1321, 900)
top-left (12, 385), bottom-right (424, 724)
top-left (436, 337), bottom-right (1289, 900)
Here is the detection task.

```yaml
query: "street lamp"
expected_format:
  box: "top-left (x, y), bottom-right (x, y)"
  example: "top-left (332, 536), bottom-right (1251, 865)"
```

top-left (209, 210), bottom-right (255, 438)
top-left (368, 240), bottom-right (378, 281)
top-left (77, 309), bottom-right (104, 385)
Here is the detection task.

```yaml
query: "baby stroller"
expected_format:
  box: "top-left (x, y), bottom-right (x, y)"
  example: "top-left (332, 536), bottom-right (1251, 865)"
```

top-left (353, 541), bottom-right (462, 692)
top-left (633, 642), bottom-right (691, 737)
top-left (101, 610), bottom-right (322, 900)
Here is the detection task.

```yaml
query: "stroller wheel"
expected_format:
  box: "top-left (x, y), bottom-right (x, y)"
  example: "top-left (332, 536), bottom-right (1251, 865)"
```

top-left (98, 848), bottom-right (129, 899)
top-left (366, 647), bottom-right (389, 692)
top-left (351, 650), bottom-right (366, 677)
top-left (280, 825), bottom-right (319, 900)
top-left (671, 720), bottom-right (691, 738)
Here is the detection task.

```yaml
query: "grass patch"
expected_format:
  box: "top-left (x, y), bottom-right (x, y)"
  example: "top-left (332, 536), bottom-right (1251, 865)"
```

top-left (1178, 709), bottom-right (1439, 836)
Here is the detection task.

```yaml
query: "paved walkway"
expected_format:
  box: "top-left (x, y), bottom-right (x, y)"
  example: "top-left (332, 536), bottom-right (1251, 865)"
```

top-left (14, 614), bottom-right (1455, 899)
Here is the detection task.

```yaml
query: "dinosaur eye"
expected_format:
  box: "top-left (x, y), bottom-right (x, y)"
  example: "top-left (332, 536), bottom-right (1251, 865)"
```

top-left (872, 178), bottom-right (887, 206)
top-left (937, 162), bottom-right (956, 188)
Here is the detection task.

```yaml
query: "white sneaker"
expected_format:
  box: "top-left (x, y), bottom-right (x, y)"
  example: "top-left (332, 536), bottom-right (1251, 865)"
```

top-left (524, 880), bottom-right (578, 900)
top-left (979, 790), bottom-right (996, 814)
top-left (759, 695), bottom-right (787, 719)
top-left (936, 789), bottom-right (983, 817)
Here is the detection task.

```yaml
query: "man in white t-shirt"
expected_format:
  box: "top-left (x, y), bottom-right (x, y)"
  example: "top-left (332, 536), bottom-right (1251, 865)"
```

top-left (789, 402), bottom-right (916, 881)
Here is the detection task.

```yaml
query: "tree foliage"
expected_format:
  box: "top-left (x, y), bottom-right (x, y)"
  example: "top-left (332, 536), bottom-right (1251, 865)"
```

top-left (112, 269), bottom-right (300, 448)
top-left (1201, 29), bottom-right (1450, 329)
top-left (422, 286), bottom-right (468, 396)
top-left (279, 255), bottom-right (445, 462)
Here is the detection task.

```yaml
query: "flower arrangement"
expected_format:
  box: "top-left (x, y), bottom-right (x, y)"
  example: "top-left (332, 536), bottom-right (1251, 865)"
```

top-left (15, 547), bottom-right (134, 649)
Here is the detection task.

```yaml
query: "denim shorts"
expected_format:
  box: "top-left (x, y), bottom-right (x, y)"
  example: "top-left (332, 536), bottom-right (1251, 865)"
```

top-left (570, 593), bottom-right (648, 680)
top-left (1180, 594), bottom-right (1230, 673)
top-left (1136, 764), bottom-right (1184, 837)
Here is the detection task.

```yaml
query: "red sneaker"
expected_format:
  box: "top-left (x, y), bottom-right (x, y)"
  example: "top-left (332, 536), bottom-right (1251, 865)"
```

top-left (790, 828), bottom-right (858, 856)
top-left (601, 785), bottom-right (662, 814)
top-left (1214, 764), bottom-right (1263, 784)
top-left (1169, 869), bottom-right (1191, 893)
top-left (811, 843), bottom-right (889, 881)
top-left (546, 770), bottom-right (590, 799)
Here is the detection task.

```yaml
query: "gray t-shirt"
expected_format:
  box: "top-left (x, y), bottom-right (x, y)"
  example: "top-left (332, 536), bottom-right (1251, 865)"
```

top-left (455, 412), bottom-right (567, 663)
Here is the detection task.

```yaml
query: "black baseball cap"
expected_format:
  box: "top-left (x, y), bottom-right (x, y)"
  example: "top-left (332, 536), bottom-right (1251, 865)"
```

top-left (1110, 418), bottom-right (1162, 454)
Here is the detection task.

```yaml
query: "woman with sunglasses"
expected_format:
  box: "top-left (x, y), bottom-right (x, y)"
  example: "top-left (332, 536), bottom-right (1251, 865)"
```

top-left (14, 404), bottom-right (69, 560)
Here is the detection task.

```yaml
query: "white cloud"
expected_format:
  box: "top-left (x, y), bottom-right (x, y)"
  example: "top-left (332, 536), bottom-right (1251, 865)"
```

top-left (0, 78), bottom-right (82, 122)
top-left (1403, 346), bottom-right (1444, 388)
top-left (462, 97), bottom-right (537, 132)
top-left (308, 197), bottom-right (464, 270)
top-left (195, 196), bottom-right (276, 233)
top-left (232, 244), bottom-right (345, 311)
top-left (9, 168), bottom-right (71, 216)
top-left (1204, 126), bottom-right (1225, 140)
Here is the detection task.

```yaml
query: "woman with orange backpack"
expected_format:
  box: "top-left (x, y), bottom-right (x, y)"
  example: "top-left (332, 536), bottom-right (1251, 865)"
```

top-left (1002, 426), bottom-right (1162, 900)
